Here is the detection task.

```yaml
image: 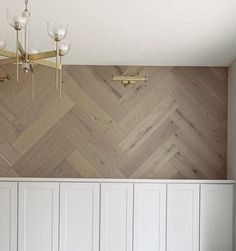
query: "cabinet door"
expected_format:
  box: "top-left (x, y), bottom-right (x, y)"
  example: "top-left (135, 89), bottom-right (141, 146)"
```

top-left (0, 182), bottom-right (17, 251)
top-left (100, 183), bottom-right (133, 251)
top-left (200, 184), bottom-right (234, 251)
top-left (134, 184), bottom-right (166, 251)
top-left (167, 184), bottom-right (199, 251)
top-left (60, 183), bottom-right (100, 251)
top-left (18, 182), bottom-right (59, 251)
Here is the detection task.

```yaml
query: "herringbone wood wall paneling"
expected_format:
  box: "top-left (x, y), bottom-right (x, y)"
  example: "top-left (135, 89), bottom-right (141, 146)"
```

top-left (0, 65), bottom-right (228, 179)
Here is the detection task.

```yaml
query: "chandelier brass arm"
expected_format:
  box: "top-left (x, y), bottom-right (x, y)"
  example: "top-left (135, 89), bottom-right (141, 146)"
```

top-left (17, 41), bottom-right (57, 63)
top-left (0, 49), bottom-right (17, 58)
top-left (29, 50), bottom-right (57, 61)
top-left (34, 59), bottom-right (61, 70)
top-left (0, 57), bottom-right (22, 65)
top-left (0, 47), bottom-right (59, 69)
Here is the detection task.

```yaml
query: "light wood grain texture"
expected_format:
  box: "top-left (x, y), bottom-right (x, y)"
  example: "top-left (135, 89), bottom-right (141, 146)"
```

top-left (0, 65), bottom-right (228, 179)
top-left (13, 95), bottom-right (74, 155)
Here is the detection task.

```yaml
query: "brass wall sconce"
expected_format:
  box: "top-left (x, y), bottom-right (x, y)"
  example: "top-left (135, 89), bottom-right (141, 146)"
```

top-left (0, 74), bottom-right (10, 82)
top-left (112, 76), bottom-right (147, 86)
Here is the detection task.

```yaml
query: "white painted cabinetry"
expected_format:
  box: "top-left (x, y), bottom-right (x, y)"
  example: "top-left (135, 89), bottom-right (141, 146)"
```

top-left (18, 182), bottom-right (59, 251)
top-left (167, 184), bottom-right (200, 251)
top-left (133, 184), bottom-right (166, 251)
top-left (100, 183), bottom-right (133, 251)
top-left (0, 179), bottom-right (234, 251)
top-left (0, 182), bottom-right (17, 251)
top-left (200, 184), bottom-right (234, 251)
top-left (59, 183), bottom-right (100, 251)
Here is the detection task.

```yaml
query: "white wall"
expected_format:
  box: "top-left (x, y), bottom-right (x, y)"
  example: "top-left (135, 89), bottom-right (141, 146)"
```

top-left (228, 59), bottom-right (236, 180)
top-left (227, 60), bottom-right (236, 251)
top-left (2, 0), bottom-right (236, 66)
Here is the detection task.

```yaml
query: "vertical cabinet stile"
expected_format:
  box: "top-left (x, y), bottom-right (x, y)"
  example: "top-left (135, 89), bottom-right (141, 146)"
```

top-left (0, 182), bottom-right (17, 251)
top-left (133, 183), bottom-right (166, 251)
top-left (200, 184), bottom-right (234, 251)
top-left (18, 182), bottom-right (59, 251)
top-left (167, 184), bottom-right (200, 251)
top-left (59, 182), bottom-right (100, 251)
top-left (100, 183), bottom-right (133, 251)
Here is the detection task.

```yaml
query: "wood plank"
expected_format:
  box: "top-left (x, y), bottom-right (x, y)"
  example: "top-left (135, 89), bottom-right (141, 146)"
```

top-left (0, 136), bottom-right (21, 166)
top-left (119, 71), bottom-right (177, 132)
top-left (13, 95), bottom-right (74, 155)
top-left (63, 72), bottom-right (126, 144)
top-left (68, 128), bottom-right (125, 178)
top-left (119, 96), bottom-right (178, 155)
top-left (0, 157), bottom-right (18, 177)
top-left (130, 140), bottom-right (177, 178)
top-left (121, 119), bottom-right (179, 177)
top-left (66, 149), bottom-right (103, 178)
top-left (67, 106), bottom-right (126, 167)
top-left (0, 65), bottom-right (227, 179)
top-left (66, 66), bottom-right (126, 121)
top-left (172, 67), bottom-right (226, 122)
top-left (172, 87), bottom-right (227, 152)
top-left (12, 117), bottom-right (74, 176)
top-left (172, 110), bottom-right (226, 171)
top-left (119, 67), bottom-right (173, 109)
top-left (13, 85), bottom-right (60, 132)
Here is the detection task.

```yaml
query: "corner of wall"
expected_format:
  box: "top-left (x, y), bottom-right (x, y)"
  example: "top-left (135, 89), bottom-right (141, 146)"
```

top-left (227, 58), bottom-right (236, 180)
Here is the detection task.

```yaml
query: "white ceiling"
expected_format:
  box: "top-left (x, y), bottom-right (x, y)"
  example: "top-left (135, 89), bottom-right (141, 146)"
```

top-left (1, 0), bottom-right (236, 66)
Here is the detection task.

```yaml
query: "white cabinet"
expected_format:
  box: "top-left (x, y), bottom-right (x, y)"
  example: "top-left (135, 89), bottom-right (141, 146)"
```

top-left (60, 183), bottom-right (100, 251)
top-left (200, 184), bottom-right (234, 251)
top-left (0, 179), bottom-right (234, 251)
top-left (0, 182), bottom-right (17, 251)
top-left (167, 184), bottom-right (200, 251)
top-left (100, 183), bottom-right (133, 251)
top-left (18, 182), bottom-right (59, 251)
top-left (134, 184), bottom-right (166, 251)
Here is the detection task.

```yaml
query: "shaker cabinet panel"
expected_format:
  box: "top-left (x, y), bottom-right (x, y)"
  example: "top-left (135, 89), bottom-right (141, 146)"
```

top-left (60, 183), bottom-right (100, 251)
top-left (134, 184), bottom-right (166, 251)
top-left (0, 179), bottom-right (233, 251)
top-left (18, 182), bottom-right (59, 251)
top-left (167, 184), bottom-right (200, 251)
top-left (100, 183), bottom-right (133, 251)
top-left (0, 182), bottom-right (17, 251)
top-left (200, 184), bottom-right (234, 251)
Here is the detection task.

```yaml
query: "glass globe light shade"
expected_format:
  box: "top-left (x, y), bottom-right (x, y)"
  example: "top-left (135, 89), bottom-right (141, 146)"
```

top-left (58, 42), bottom-right (71, 56)
top-left (6, 8), bottom-right (29, 30)
top-left (0, 40), bottom-right (6, 50)
top-left (47, 22), bottom-right (68, 41)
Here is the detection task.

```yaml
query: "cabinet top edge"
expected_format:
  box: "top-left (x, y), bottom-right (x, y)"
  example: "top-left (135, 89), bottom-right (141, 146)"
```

top-left (0, 177), bottom-right (235, 184)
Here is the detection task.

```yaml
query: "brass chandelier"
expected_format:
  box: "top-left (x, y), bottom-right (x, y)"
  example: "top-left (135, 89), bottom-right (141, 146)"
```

top-left (0, 0), bottom-right (71, 100)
